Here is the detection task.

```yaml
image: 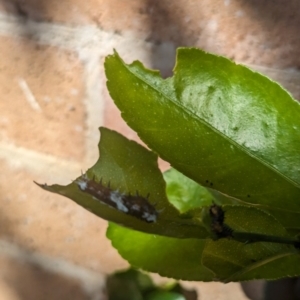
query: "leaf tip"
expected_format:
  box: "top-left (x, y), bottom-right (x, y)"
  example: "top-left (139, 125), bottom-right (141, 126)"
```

top-left (33, 180), bottom-right (46, 188)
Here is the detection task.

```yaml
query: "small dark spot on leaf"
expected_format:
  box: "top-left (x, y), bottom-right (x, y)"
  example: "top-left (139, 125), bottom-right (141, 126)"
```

top-left (210, 183), bottom-right (213, 186)
top-left (247, 195), bottom-right (251, 198)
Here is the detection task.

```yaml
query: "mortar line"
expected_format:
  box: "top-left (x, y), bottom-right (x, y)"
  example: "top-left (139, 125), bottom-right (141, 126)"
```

top-left (17, 77), bottom-right (42, 112)
top-left (0, 239), bottom-right (105, 299)
top-left (0, 13), bottom-right (151, 167)
top-left (0, 142), bottom-right (82, 182)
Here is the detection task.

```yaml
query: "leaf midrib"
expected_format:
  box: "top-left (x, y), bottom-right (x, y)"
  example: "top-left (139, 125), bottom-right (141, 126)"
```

top-left (225, 250), bottom-right (297, 282)
top-left (121, 58), bottom-right (300, 189)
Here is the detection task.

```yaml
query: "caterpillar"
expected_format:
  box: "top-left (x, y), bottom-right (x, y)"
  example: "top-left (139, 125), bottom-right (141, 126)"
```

top-left (74, 174), bottom-right (158, 223)
top-left (209, 204), bottom-right (233, 238)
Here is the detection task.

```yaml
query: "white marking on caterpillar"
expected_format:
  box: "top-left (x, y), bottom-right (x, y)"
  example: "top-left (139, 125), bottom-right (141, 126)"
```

top-left (74, 175), bottom-right (158, 223)
top-left (76, 179), bottom-right (88, 191)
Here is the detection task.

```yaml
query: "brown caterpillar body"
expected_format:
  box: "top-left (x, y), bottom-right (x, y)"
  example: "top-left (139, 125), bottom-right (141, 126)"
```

top-left (75, 175), bottom-right (158, 223)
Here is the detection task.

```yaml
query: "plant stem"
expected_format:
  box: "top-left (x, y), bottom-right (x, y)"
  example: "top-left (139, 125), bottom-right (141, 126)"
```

top-left (232, 231), bottom-right (300, 248)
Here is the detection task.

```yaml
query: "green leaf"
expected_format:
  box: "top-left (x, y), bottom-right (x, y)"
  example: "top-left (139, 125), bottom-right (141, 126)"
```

top-left (202, 205), bottom-right (299, 282)
top-left (163, 168), bottom-right (215, 213)
top-left (106, 268), bottom-right (197, 300)
top-left (145, 291), bottom-right (185, 300)
top-left (105, 48), bottom-right (300, 230)
top-left (36, 127), bottom-right (208, 239)
top-left (106, 268), bottom-right (154, 300)
top-left (163, 168), bottom-right (237, 213)
top-left (107, 222), bottom-right (215, 281)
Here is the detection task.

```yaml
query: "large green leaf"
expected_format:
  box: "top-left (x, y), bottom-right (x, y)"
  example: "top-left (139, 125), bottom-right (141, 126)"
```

top-left (107, 223), bottom-right (215, 281)
top-left (105, 48), bottom-right (300, 230)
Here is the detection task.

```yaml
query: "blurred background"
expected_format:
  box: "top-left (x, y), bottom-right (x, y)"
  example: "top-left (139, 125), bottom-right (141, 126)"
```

top-left (0, 0), bottom-right (300, 299)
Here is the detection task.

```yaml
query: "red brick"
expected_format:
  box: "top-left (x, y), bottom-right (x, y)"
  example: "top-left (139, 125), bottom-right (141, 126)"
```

top-left (1, 0), bottom-right (300, 69)
top-left (0, 36), bottom-right (86, 161)
top-left (0, 160), bottom-right (127, 273)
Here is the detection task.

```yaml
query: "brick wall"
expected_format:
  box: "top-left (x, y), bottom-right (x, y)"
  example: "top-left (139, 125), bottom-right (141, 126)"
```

top-left (0, 1), bottom-right (299, 299)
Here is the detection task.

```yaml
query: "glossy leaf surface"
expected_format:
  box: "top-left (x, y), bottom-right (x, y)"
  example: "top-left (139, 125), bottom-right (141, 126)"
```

top-left (107, 223), bottom-right (215, 281)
